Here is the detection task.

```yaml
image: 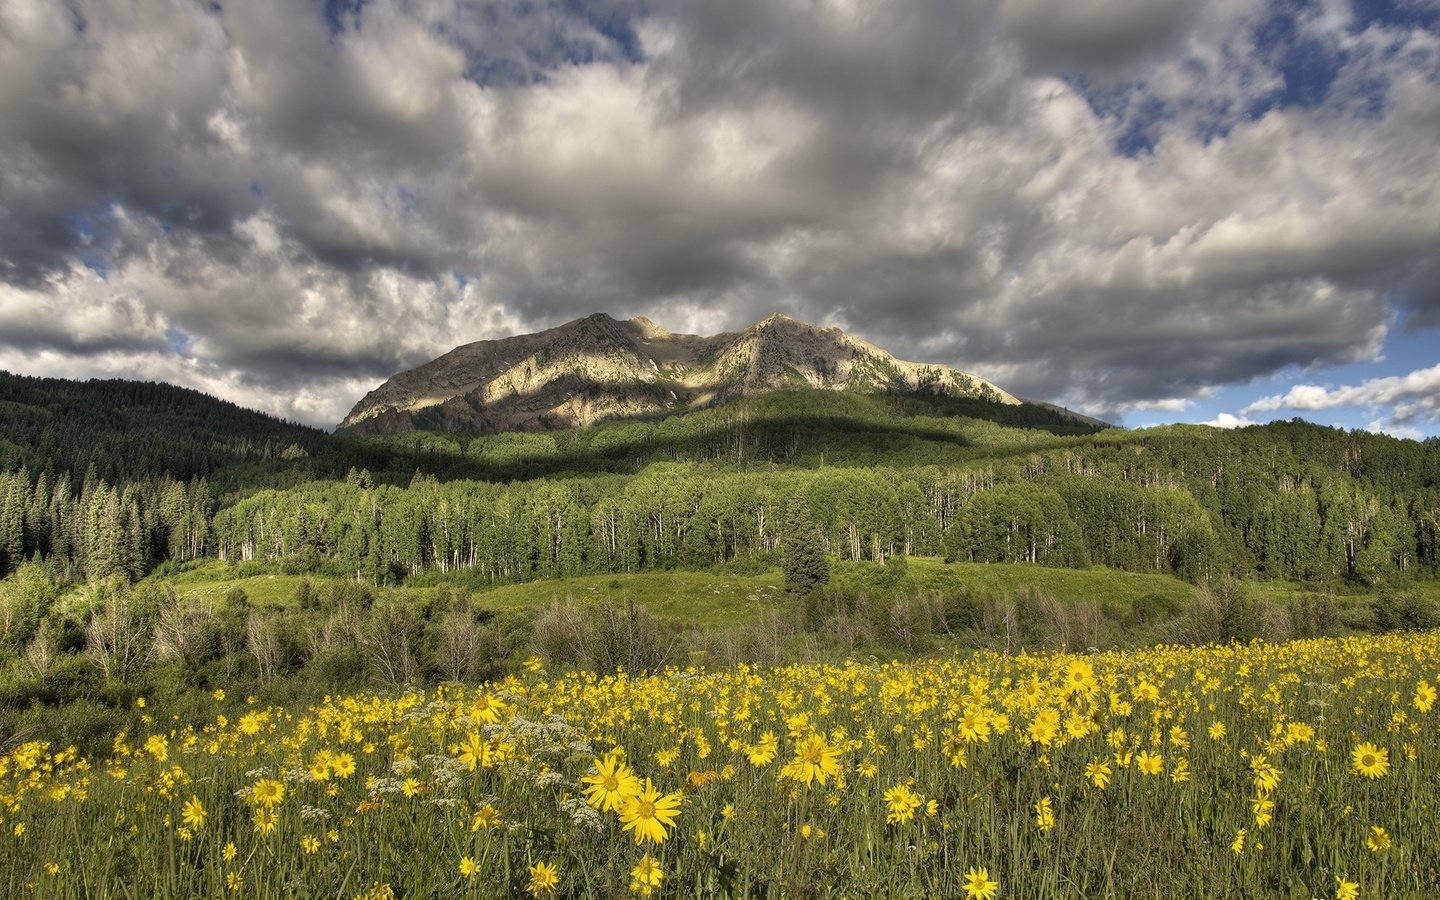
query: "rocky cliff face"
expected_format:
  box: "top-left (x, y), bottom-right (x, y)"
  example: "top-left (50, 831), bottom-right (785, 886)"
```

top-left (338, 313), bottom-right (1021, 434)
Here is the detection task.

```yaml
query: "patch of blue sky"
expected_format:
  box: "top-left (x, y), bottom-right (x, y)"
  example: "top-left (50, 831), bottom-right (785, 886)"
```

top-left (458, 4), bottom-right (646, 86)
top-left (322, 0), bottom-right (366, 36)
top-left (66, 200), bottom-right (122, 277)
top-left (165, 326), bottom-right (193, 357)
top-left (313, 0), bottom-right (647, 88)
top-left (1123, 328), bottom-right (1440, 438)
top-left (564, 0), bottom-right (645, 64)
top-left (1248, 5), bottom-right (1342, 111)
top-left (1350, 0), bottom-right (1439, 32)
top-left (1067, 0), bottom-right (1430, 157)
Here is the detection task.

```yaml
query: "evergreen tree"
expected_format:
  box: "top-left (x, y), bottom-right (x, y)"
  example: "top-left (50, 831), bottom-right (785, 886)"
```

top-left (782, 496), bottom-right (829, 598)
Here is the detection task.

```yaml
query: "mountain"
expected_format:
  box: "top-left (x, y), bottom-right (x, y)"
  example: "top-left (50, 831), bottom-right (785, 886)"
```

top-left (338, 312), bottom-right (1025, 434)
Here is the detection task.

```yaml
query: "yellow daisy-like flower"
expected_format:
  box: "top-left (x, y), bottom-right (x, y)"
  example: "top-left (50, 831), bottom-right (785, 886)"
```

top-left (1351, 742), bottom-right (1390, 779)
top-left (1250, 756), bottom-right (1283, 793)
top-left (619, 779), bottom-right (683, 845)
top-left (582, 752), bottom-right (641, 813)
top-left (331, 753), bottom-right (357, 779)
top-left (459, 856), bottom-right (479, 878)
top-left (471, 804), bottom-right (502, 831)
top-left (226, 872), bottom-right (243, 893)
top-left (222, 842), bottom-right (237, 862)
top-left (744, 732), bottom-right (779, 767)
top-left (527, 860), bottom-right (559, 897)
top-left (1033, 796), bottom-right (1055, 832)
top-left (883, 784), bottom-right (923, 825)
top-left (629, 854), bottom-right (664, 896)
top-left (1335, 875), bottom-right (1359, 900)
top-left (780, 733), bottom-right (843, 787)
top-left (308, 752), bottom-right (332, 782)
top-left (1084, 759), bottom-right (1112, 790)
top-left (1251, 795), bottom-right (1274, 829)
top-left (458, 731), bottom-right (501, 771)
top-left (1231, 828), bottom-right (1246, 854)
top-left (1062, 659), bottom-right (1097, 699)
top-left (1026, 708), bottom-right (1060, 747)
top-left (250, 778), bottom-right (285, 808)
top-left (1208, 721), bottom-right (1227, 741)
top-left (1413, 679), bottom-right (1436, 714)
top-left (958, 708), bottom-right (992, 744)
top-left (1367, 825), bottom-right (1391, 852)
top-left (470, 693), bottom-right (507, 725)
top-left (962, 866), bottom-right (999, 900)
top-left (181, 795), bottom-right (206, 830)
top-left (301, 834), bottom-right (320, 854)
top-left (1170, 758), bottom-right (1191, 784)
top-left (253, 808), bottom-right (279, 835)
top-left (1136, 751), bottom-right (1163, 776)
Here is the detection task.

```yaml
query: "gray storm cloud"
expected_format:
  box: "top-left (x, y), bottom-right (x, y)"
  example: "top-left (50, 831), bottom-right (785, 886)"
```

top-left (0, 0), bottom-right (1436, 428)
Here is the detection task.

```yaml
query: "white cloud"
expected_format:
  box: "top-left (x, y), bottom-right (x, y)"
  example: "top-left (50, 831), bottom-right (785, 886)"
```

top-left (0, 0), bottom-right (1436, 427)
top-left (1366, 418), bottom-right (1425, 441)
top-left (1121, 397), bottom-right (1194, 413)
top-left (1203, 412), bottom-right (1258, 429)
top-left (1244, 363), bottom-right (1440, 423)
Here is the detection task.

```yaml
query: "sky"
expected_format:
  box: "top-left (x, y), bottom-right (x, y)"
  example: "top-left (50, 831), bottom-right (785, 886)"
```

top-left (0, 0), bottom-right (1437, 436)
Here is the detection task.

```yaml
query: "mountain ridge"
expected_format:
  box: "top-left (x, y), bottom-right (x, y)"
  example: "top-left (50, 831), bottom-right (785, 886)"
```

top-left (339, 312), bottom-right (1030, 434)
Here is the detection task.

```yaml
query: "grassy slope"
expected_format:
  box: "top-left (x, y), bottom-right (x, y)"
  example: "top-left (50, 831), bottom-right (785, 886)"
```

top-left (165, 563), bottom-right (317, 609)
top-left (841, 557), bottom-right (1196, 616)
top-left (160, 557), bottom-right (1204, 626)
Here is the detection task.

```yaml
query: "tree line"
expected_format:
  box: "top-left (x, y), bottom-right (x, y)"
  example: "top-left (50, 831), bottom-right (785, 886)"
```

top-left (200, 429), bottom-right (1437, 586)
top-left (3, 429), bottom-right (1438, 588)
top-left (3, 372), bottom-right (1438, 589)
top-left (0, 467), bottom-right (212, 582)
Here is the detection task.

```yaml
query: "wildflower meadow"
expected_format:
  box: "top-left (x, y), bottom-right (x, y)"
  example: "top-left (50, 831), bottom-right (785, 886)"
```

top-left (2, 632), bottom-right (1438, 898)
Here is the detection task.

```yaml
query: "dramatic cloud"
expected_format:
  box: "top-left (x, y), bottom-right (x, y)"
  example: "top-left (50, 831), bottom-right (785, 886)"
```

top-left (1, 0), bottom-right (1437, 428)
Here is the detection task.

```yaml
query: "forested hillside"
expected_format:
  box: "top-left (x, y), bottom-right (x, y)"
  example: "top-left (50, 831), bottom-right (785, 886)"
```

top-left (211, 421), bottom-right (1440, 586)
top-left (1, 373), bottom-right (1438, 588)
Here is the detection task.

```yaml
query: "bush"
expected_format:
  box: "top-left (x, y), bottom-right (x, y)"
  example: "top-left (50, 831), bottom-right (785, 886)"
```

top-left (1373, 592), bottom-right (1440, 632)
top-left (7, 697), bottom-right (129, 759)
top-left (530, 598), bottom-right (677, 674)
top-left (584, 599), bottom-right (677, 674)
top-left (1171, 578), bottom-right (1261, 645)
top-left (1128, 592), bottom-right (1183, 626)
top-left (1286, 593), bottom-right (1341, 638)
top-left (942, 589), bottom-right (985, 633)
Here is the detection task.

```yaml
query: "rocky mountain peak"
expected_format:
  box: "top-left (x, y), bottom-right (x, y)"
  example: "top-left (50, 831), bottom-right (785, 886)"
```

top-left (338, 313), bottom-right (1022, 434)
top-left (629, 315), bottom-right (670, 338)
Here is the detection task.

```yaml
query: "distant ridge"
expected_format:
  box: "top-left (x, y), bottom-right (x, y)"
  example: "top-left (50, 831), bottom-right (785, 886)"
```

top-left (338, 313), bottom-right (1032, 434)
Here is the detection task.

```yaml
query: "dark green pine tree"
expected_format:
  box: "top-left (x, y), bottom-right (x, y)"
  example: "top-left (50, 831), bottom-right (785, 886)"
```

top-left (782, 496), bottom-right (829, 598)
top-left (0, 471), bottom-right (26, 574)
